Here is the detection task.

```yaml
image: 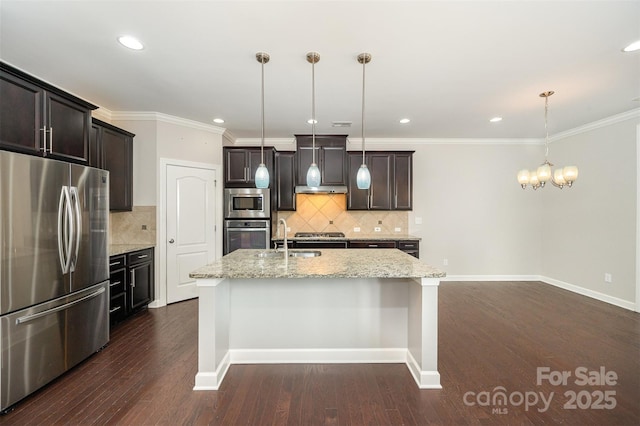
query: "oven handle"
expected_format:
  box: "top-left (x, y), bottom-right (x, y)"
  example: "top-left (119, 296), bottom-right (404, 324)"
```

top-left (226, 228), bottom-right (269, 232)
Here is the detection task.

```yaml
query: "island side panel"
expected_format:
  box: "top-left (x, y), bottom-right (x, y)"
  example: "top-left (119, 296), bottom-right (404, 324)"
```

top-left (407, 277), bottom-right (441, 389)
top-left (228, 277), bottom-right (409, 362)
top-left (194, 278), bottom-right (231, 390)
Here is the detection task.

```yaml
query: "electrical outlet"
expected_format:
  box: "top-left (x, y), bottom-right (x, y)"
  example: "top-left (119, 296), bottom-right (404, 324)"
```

top-left (394, 227), bottom-right (401, 232)
top-left (286, 227), bottom-right (291, 232)
top-left (604, 273), bottom-right (612, 283)
top-left (374, 227), bottom-right (381, 232)
top-left (443, 258), bottom-right (449, 266)
top-left (415, 217), bottom-right (423, 225)
top-left (141, 224), bottom-right (147, 230)
top-left (354, 227), bottom-right (361, 232)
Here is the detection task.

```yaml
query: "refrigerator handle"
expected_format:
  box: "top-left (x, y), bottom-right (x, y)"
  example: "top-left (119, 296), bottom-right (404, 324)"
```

top-left (15, 287), bottom-right (106, 325)
top-left (57, 186), bottom-right (73, 274)
top-left (69, 186), bottom-right (81, 272)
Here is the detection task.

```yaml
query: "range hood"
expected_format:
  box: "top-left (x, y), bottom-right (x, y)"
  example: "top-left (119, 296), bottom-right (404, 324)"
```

top-left (295, 185), bottom-right (348, 194)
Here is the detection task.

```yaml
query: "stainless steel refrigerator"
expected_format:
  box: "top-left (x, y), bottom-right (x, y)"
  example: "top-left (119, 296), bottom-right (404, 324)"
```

top-left (0, 151), bottom-right (110, 411)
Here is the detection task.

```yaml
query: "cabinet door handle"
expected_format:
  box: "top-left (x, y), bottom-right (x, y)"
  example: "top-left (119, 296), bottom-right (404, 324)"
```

top-left (49, 127), bottom-right (53, 153)
top-left (130, 270), bottom-right (136, 288)
top-left (40, 127), bottom-right (47, 152)
top-left (368, 244), bottom-right (378, 248)
top-left (109, 306), bottom-right (122, 314)
top-left (109, 261), bottom-right (120, 266)
top-left (110, 281), bottom-right (121, 287)
top-left (137, 254), bottom-right (149, 259)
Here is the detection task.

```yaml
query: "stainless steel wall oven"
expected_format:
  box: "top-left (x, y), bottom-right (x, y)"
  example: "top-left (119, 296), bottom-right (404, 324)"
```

top-left (223, 219), bottom-right (271, 255)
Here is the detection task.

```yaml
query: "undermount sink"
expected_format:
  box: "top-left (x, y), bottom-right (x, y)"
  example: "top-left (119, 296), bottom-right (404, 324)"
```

top-left (288, 250), bottom-right (322, 258)
top-left (255, 251), bottom-right (285, 258)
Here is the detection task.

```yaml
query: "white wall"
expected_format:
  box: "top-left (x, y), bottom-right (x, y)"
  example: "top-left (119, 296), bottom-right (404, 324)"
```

top-left (541, 116), bottom-right (638, 305)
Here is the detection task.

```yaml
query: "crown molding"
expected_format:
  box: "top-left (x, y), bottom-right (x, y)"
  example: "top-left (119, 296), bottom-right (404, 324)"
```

top-left (91, 107), bottom-right (113, 122)
top-left (110, 111), bottom-right (227, 135)
top-left (233, 138), bottom-right (296, 146)
top-left (550, 108), bottom-right (640, 142)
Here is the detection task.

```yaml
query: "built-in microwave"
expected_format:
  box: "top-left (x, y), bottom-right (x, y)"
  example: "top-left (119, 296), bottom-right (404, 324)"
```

top-left (224, 188), bottom-right (270, 219)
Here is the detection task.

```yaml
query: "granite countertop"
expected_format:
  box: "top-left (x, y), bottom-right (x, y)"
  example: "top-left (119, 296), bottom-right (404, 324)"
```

top-left (189, 248), bottom-right (445, 279)
top-left (109, 244), bottom-right (155, 257)
top-left (272, 233), bottom-right (421, 242)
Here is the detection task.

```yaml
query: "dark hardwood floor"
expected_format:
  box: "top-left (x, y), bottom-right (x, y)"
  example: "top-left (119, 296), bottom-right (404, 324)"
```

top-left (1, 281), bottom-right (638, 425)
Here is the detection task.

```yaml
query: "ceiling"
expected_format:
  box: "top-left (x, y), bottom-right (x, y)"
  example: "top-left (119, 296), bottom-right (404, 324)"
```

top-left (1, 0), bottom-right (639, 141)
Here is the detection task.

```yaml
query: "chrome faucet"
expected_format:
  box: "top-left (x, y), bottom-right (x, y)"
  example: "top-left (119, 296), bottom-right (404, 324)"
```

top-left (278, 218), bottom-right (288, 257)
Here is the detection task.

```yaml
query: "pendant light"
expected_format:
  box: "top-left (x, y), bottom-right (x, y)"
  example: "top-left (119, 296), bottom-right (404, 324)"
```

top-left (306, 52), bottom-right (321, 188)
top-left (356, 53), bottom-right (372, 190)
top-left (254, 52), bottom-right (270, 188)
top-left (517, 91), bottom-right (578, 190)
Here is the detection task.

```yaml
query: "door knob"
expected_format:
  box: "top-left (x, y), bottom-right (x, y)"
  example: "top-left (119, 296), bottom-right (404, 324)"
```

top-left (169, 238), bottom-right (175, 243)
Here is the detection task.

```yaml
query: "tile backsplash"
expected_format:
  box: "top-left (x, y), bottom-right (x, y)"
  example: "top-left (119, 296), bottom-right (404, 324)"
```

top-left (276, 194), bottom-right (408, 237)
top-left (110, 206), bottom-right (156, 245)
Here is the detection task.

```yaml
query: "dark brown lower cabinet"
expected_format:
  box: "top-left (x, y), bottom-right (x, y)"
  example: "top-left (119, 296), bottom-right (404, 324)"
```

top-left (109, 247), bottom-right (154, 327)
top-left (108, 255), bottom-right (127, 325)
top-left (348, 239), bottom-right (420, 258)
top-left (128, 248), bottom-right (154, 311)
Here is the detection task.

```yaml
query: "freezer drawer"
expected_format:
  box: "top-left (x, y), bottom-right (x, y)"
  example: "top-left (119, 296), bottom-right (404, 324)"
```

top-left (0, 281), bottom-right (109, 411)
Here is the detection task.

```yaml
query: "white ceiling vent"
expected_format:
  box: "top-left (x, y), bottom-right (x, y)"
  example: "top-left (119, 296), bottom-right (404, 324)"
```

top-left (331, 121), bottom-right (352, 128)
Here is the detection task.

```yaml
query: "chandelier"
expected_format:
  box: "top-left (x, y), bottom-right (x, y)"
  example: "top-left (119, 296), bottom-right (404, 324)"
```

top-left (517, 91), bottom-right (578, 190)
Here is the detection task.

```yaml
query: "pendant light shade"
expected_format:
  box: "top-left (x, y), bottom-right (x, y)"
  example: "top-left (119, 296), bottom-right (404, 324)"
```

top-left (255, 52), bottom-right (270, 189)
top-left (306, 52), bottom-right (321, 188)
top-left (306, 163), bottom-right (321, 187)
top-left (357, 52), bottom-right (372, 190)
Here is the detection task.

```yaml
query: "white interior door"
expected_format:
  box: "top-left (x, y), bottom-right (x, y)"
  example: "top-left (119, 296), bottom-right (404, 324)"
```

top-left (166, 164), bottom-right (217, 304)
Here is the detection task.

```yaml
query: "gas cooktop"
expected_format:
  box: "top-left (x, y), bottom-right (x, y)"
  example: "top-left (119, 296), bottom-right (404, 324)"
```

top-left (294, 232), bottom-right (345, 238)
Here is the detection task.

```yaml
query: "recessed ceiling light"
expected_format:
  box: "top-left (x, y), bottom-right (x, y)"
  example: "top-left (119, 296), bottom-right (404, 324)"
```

top-left (622, 39), bottom-right (640, 52)
top-left (118, 35), bottom-right (144, 50)
top-left (307, 119), bottom-right (317, 124)
top-left (399, 118), bottom-right (410, 124)
top-left (213, 118), bottom-right (225, 124)
top-left (489, 117), bottom-right (503, 123)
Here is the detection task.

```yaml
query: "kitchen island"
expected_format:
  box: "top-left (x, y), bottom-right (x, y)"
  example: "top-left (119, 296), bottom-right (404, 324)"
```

top-left (189, 248), bottom-right (445, 390)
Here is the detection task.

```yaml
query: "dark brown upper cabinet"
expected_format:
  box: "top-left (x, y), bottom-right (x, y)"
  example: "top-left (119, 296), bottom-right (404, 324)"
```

top-left (224, 147), bottom-right (274, 187)
top-left (275, 151), bottom-right (296, 211)
top-left (347, 151), bottom-right (414, 211)
top-left (91, 118), bottom-right (134, 211)
top-left (295, 135), bottom-right (347, 186)
top-left (0, 62), bottom-right (96, 164)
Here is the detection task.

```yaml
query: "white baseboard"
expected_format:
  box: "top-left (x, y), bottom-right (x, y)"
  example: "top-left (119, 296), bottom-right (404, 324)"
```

top-left (540, 276), bottom-right (636, 311)
top-left (193, 351), bottom-right (231, 391)
top-left (229, 348), bottom-right (407, 364)
top-left (406, 351), bottom-right (442, 389)
top-left (440, 274), bottom-right (636, 311)
top-left (441, 275), bottom-right (539, 282)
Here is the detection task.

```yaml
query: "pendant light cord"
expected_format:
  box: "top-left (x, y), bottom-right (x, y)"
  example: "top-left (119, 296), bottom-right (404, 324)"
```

top-left (260, 56), bottom-right (265, 164)
top-left (311, 57), bottom-right (316, 164)
top-left (361, 56), bottom-right (366, 164)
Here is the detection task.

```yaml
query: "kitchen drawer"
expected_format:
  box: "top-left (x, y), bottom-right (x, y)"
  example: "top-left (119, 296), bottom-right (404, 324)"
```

top-left (109, 292), bottom-right (126, 324)
top-left (109, 254), bottom-right (126, 272)
top-left (397, 240), bottom-right (419, 250)
top-left (294, 240), bottom-right (348, 249)
top-left (128, 248), bottom-right (153, 266)
top-left (348, 240), bottom-right (396, 249)
top-left (109, 269), bottom-right (126, 295)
